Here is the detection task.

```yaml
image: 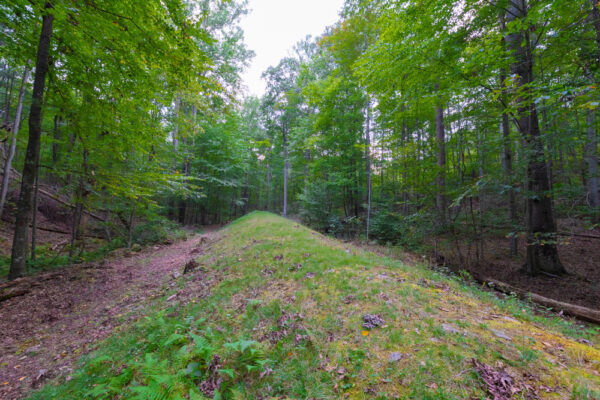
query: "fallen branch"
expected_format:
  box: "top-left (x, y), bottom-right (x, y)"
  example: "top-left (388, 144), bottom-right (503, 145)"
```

top-left (1, 217), bottom-right (105, 239)
top-left (36, 187), bottom-right (105, 221)
top-left (473, 223), bottom-right (600, 240)
top-left (5, 167), bottom-right (105, 221)
top-left (0, 289), bottom-right (29, 303)
top-left (479, 276), bottom-right (600, 324)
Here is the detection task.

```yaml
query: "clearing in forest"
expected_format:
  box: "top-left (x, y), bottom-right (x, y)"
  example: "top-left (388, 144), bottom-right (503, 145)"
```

top-left (16, 212), bottom-right (600, 399)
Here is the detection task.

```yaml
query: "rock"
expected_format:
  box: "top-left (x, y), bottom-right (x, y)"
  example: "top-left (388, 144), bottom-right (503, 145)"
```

top-left (388, 352), bottom-right (403, 362)
top-left (35, 369), bottom-right (48, 381)
top-left (25, 344), bottom-right (41, 354)
top-left (490, 329), bottom-right (512, 341)
top-left (442, 323), bottom-right (460, 334)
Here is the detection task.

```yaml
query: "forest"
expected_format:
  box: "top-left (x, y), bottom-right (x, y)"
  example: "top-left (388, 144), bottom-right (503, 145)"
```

top-left (1, 0), bottom-right (600, 399)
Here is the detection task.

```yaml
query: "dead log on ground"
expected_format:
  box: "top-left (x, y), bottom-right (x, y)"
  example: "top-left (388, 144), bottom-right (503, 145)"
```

top-left (0, 289), bottom-right (29, 302)
top-left (478, 276), bottom-right (600, 324)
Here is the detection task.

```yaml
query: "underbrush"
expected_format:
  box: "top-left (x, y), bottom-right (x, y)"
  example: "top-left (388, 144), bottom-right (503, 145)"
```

top-left (29, 313), bottom-right (269, 400)
top-left (132, 218), bottom-right (188, 246)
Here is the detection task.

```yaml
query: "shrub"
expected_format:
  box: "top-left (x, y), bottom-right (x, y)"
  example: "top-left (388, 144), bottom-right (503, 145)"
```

top-left (132, 218), bottom-right (187, 246)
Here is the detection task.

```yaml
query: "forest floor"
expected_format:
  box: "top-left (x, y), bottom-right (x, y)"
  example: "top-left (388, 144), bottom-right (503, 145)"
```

top-left (429, 227), bottom-right (600, 310)
top-left (0, 230), bottom-right (217, 400)
top-left (12, 212), bottom-right (599, 400)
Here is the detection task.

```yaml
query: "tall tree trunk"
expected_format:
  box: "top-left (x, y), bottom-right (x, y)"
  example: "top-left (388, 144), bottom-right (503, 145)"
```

top-left (0, 63), bottom-right (30, 217)
top-left (505, 0), bottom-right (564, 275)
top-left (9, 7), bottom-right (54, 280)
top-left (282, 126), bottom-right (288, 217)
top-left (127, 205), bottom-right (136, 249)
top-left (401, 107), bottom-right (410, 215)
top-left (3, 70), bottom-right (14, 125)
top-left (435, 83), bottom-right (447, 226)
top-left (497, 13), bottom-right (519, 256)
top-left (31, 163), bottom-right (40, 261)
top-left (502, 111), bottom-right (518, 256)
top-left (586, 110), bottom-right (599, 215)
top-left (587, 0), bottom-right (600, 218)
top-left (266, 152), bottom-right (271, 211)
top-left (304, 149), bottom-right (310, 194)
top-left (365, 96), bottom-right (372, 240)
top-left (51, 113), bottom-right (61, 184)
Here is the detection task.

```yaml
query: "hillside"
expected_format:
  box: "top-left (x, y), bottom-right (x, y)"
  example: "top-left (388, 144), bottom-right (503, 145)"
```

top-left (21, 212), bottom-right (600, 399)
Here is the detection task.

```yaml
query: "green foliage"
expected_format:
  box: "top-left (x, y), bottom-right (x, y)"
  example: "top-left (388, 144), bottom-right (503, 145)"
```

top-left (133, 218), bottom-right (187, 246)
top-left (370, 210), bottom-right (430, 249)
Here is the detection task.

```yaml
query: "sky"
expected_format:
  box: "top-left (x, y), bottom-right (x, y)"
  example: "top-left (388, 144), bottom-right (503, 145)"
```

top-left (239, 0), bottom-right (345, 97)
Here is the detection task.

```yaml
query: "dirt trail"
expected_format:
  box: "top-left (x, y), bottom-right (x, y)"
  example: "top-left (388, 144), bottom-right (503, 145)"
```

top-left (0, 232), bottom-right (215, 400)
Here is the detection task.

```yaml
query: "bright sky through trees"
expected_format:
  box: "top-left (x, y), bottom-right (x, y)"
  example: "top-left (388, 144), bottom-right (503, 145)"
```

top-left (240, 0), bottom-right (344, 95)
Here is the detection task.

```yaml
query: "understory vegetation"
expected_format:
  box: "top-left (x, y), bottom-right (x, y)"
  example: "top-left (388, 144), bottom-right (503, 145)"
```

top-left (28, 213), bottom-right (600, 399)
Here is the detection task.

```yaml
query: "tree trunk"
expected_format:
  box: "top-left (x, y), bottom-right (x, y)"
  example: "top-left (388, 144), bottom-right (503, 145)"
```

top-left (0, 63), bottom-right (30, 217)
top-left (127, 205), bottom-right (136, 249)
top-left (586, 110), bottom-right (599, 215)
top-left (104, 209), bottom-right (112, 242)
top-left (9, 7), bottom-right (54, 280)
top-left (304, 149), bottom-right (310, 194)
top-left (497, 16), bottom-right (519, 256)
top-left (587, 0), bottom-right (600, 218)
top-left (365, 97), bottom-right (372, 240)
top-left (51, 113), bottom-right (61, 184)
top-left (282, 126), bottom-right (288, 217)
top-left (31, 164), bottom-right (40, 261)
top-left (3, 70), bottom-right (14, 125)
top-left (501, 112), bottom-right (518, 256)
top-left (435, 83), bottom-right (447, 226)
top-left (505, 0), bottom-right (564, 275)
top-left (266, 155), bottom-right (271, 211)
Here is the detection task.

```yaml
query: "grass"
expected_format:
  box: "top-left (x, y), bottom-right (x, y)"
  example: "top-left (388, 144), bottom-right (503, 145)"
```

top-left (28, 212), bottom-right (600, 399)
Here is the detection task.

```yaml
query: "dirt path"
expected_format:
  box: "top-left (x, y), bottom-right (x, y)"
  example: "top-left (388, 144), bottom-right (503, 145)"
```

top-left (0, 232), bottom-right (215, 400)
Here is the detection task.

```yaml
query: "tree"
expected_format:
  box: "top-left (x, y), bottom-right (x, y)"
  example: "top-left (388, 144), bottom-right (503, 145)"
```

top-left (504, 0), bottom-right (565, 275)
top-left (9, 3), bottom-right (53, 279)
top-left (0, 62), bottom-right (29, 217)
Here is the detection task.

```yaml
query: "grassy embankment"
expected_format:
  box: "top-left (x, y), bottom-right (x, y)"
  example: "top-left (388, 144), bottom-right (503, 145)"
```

top-left (30, 212), bottom-right (600, 399)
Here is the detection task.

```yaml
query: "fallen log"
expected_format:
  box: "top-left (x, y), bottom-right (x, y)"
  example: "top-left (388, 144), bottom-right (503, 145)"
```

top-left (1, 216), bottom-right (105, 239)
top-left (0, 289), bottom-right (29, 303)
top-left (6, 167), bottom-right (105, 221)
top-left (0, 278), bottom-right (25, 290)
top-left (479, 276), bottom-right (600, 325)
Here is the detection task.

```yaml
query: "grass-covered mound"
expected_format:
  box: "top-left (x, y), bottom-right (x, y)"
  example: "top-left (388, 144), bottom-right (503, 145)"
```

top-left (30, 212), bottom-right (600, 399)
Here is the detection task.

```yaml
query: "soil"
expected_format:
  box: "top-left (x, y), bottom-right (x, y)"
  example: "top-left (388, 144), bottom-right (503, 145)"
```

top-left (443, 233), bottom-right (600, 311)
top-left (0, 231), bottom-right (218, 400)
top-left (356, 223), bottom-right (600, 315)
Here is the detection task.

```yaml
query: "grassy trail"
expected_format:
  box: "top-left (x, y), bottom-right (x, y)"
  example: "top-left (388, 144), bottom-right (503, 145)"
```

top-left (27, 212), bottom-right (600, 399)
